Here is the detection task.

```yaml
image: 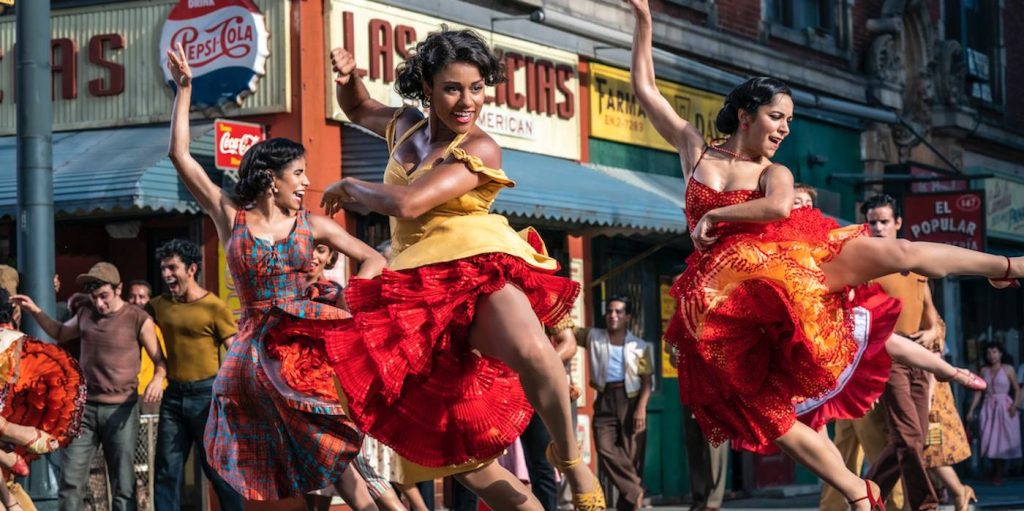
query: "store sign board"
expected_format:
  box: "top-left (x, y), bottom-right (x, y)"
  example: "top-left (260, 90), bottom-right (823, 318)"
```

top-left (0, 0), bottom-right (290, 135)
top-left (214, 119), bottom-right (264, 171)
top-left (903, 192), bottom-right (985, 250)
top-left (159, 0), bottom-right (271, 108)
top-left (325, 0), bottom-right (581, 160)
top-left (986, 176), bottom-right (1024, 239)
top-left (589, 63), bottom-right (725, 152)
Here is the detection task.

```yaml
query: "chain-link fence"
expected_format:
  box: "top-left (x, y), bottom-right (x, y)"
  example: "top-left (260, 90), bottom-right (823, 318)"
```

top-left (84, 414), bottom-right (159, 511)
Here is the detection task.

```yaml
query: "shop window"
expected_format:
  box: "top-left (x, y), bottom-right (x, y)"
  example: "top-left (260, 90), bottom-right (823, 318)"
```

top-left (663, 0), bottom-right (711, 12)
top-left (945, 0), bottom-right (1002, 106)
top-left (763, 0), bottom-right (851, 57)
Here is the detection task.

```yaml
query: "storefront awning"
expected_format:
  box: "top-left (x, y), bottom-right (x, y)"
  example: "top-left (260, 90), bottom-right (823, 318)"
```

top-left (342, 125), bottom-right (687, 234)
top-left (0, 124), bottom-right (216, 219)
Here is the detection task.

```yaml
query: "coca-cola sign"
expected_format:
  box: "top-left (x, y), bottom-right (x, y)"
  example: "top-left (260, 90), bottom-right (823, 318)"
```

top-left (159, 0), bottom-right (270, 108)
top-left (214, 119), bottom-right (264, 171)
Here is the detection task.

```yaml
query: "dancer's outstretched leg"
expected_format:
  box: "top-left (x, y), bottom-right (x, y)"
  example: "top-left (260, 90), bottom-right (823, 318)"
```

top-left (822, 237), bottom-right (1023, 293)
top-left (333, 466), bottom-right (379, 511)
top-left (470, 285), bottom-right (603, 510)
top-left (454, 462), bottom-right (542, 511)
top-left (885, 334), bottom-right (985, 389)
top-left (775, 422), bottom-right (881, 511)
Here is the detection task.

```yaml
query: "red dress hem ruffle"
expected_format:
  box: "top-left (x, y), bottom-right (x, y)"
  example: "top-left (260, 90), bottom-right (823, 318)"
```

top-left (274, 252), bottom-right (579, 468)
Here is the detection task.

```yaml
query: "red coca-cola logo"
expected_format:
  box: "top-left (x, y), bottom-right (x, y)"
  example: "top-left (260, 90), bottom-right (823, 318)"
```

top-left (171, 16), bottom-right (255, 68)
top-left (214, 119), bottom-right (264, 171)
top-left (219, 131), bottom-right (261, 157)
top-left (957, 194), bottom-right (981, 212)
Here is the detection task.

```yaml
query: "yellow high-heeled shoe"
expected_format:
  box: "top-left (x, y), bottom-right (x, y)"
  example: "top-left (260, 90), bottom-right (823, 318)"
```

top-left (954, 484), bottom-right (977, 511)
top-left (545, 442), bottom-right (606, 511)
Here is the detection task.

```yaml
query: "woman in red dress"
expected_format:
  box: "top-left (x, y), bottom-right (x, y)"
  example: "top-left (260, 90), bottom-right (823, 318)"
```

top-left (299, 28), bottom-right (603, 511)
top-left (624, 0), bottom-right (1019, 509)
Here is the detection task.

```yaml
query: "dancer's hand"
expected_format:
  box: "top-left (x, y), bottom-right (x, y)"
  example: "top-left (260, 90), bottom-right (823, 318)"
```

top-left (8, 295), bottom-right (40, 315)
top-left (690, 214), bottom-right (718, 252)
top-left (331, 47), bottom-right (357, 86)
top-left (623, 0), bottom-right (651, 18)
top-left (322, 179), bottom-right (370, 216)
top-left (166, 42), bottom-right (192, 88)
top-left (1010, 405), bottom-right (1018, 418)
top-left (908, 328), bottom-right (939, 350)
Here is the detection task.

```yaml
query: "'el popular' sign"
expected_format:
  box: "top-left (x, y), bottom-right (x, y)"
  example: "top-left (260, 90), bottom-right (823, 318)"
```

top-left (903, 192), bottom-right (985, 250)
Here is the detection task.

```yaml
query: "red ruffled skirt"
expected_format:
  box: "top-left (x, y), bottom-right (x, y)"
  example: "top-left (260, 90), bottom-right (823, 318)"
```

top-left (271, 253), bottom-right (579, 467)
top-left (666, 207), bottom-right (899, 452)
top-left (2, 336), bottom-right (86, 460)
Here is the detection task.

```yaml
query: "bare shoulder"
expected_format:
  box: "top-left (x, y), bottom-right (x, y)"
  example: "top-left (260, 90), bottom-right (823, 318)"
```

top-left (392, 107), bottom-right (426, 141)
top-left (457, 131), bottom-right (502, 169)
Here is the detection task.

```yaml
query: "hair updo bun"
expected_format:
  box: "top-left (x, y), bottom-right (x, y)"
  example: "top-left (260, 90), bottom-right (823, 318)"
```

top-left (234, 138), bottom-right (306, 205)
top-left (714, 77), bottom-right (792, 135)
top-left (395, 26), bottom-right (505, 103)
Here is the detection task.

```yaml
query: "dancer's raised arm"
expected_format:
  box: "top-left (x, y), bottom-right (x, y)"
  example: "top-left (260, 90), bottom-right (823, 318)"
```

top-left (166, 43), bottom-right (236, 240)
top-left (625, 0), bottom-right (705, 172)
top-left (332, 47), bottom-right (403, 137)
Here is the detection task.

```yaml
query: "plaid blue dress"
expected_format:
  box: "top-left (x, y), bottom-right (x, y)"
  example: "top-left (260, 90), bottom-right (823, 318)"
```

top-left (203, 208), bottom-right (362, 500)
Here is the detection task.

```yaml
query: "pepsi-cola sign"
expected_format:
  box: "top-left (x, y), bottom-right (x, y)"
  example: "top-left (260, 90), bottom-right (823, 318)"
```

top-left (159, 0), bottom-right (270, 108)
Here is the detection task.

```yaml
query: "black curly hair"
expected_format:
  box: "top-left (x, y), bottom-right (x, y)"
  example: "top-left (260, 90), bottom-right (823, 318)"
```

top-left (395, 26), bottom-right (505, 104)
top-left (715, 77), bottom-right (792, 135)
top-left (234, 138), bottom-right (306, 205)
top-left (0, 288), bottom-right (12, 326)
top-left (155, 238), bottom-right (202, 268)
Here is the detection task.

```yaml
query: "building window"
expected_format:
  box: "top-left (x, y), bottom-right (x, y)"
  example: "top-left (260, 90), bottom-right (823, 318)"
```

top-left (945, 0), bottom-right (1002, 106)
top-left (768, 0), bottom-right (835, 35)
top-left (762, 0), bottom-right (851, 58)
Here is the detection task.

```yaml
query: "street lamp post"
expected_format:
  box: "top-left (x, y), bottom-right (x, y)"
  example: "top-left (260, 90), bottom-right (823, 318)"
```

top-left (15, 0), bottom-right (58, 508)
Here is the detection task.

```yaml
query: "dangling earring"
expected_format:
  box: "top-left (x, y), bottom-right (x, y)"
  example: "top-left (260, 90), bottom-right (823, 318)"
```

top-left (271, 186), bottom-right (279, 195)
top-left (741, 123), bottom-right (749, 129)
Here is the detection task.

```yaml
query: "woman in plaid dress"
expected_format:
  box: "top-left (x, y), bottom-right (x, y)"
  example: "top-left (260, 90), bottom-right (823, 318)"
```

top-left (165, 45), bottom-right (387, 500)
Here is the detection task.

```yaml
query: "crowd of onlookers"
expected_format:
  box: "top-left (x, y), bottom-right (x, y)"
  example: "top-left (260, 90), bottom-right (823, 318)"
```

top-left (1, 239), bottom-right (242, 511)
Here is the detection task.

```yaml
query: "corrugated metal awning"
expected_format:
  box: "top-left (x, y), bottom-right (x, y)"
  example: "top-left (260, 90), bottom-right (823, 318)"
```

top-left (342, 125), bottom-right (687, 234)
top-left (0, 124), bottom-right (216, 218)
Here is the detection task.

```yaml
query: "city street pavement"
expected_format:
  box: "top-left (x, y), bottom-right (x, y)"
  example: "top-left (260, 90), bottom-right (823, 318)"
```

top-left (647, 477), bottom-right (1024, 510)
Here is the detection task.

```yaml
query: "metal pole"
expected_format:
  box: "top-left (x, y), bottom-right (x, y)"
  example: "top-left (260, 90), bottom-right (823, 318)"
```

top-left (16, 0), bottom-right (58, 508)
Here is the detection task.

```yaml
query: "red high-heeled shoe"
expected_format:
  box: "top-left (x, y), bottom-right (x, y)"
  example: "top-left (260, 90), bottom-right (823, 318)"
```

top-left (848, 479), bottom-right (885, 510)
top-left (0, 451), bottom-right (28, 478)
top-left (938, 367), bottom-right (988, 391)
top-left (989, 256), bottom-right (1020, 289)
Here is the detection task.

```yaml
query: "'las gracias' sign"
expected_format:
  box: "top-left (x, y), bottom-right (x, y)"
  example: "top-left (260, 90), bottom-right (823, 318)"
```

top-left (159, 0), bottom-right (270, 108)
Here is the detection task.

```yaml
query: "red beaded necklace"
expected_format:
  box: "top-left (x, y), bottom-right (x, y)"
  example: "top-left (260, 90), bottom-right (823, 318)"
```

top-left (709, 142), bottom-right (756, 162)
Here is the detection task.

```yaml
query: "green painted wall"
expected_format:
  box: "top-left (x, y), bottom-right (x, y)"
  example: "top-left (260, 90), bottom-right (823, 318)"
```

top-left (589, 138), bottom-right (682, 177)
top-left (771, 118), bottom-right (862, 220)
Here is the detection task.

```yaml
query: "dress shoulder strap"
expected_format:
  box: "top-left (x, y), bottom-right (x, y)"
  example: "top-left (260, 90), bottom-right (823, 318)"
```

top-left (692, 145), bottom-right (710, 172)
top-left (386, 107), bottom-right (427, 155)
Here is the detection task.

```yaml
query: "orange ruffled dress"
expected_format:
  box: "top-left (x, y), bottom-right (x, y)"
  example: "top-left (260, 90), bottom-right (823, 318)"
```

top-left (0, 327), bottom-right (86, 461)
top-left (269, 110), bottom-right (579, 469)
top-left (666, 169), bottom-right (900, 453)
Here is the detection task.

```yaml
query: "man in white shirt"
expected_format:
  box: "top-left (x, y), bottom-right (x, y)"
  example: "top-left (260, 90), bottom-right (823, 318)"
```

top-left (576, 296), bottom-right (653, 511)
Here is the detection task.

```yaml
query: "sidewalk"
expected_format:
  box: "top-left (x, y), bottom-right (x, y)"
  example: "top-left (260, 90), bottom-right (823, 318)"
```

top-left (647, 477), bottom-right (1024, 510)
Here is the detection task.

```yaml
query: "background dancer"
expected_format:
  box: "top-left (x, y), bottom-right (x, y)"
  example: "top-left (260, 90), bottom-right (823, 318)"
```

top-left (165, 44), bottom-right (388, 501)
top-left (307, 27), bottom-right (603, 511)
top-left (0, 288), bottom-right (85, 511)
top-left (624, 0), bottom-right (1023, 508)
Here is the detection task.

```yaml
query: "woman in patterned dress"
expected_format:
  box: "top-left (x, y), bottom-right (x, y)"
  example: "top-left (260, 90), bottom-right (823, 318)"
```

top-left (923, 322), bottom-right (975, 511)
top-left (165, 44), bottom-right (388, 501)
top-left (624, 0), bottom-right (1022, 508)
